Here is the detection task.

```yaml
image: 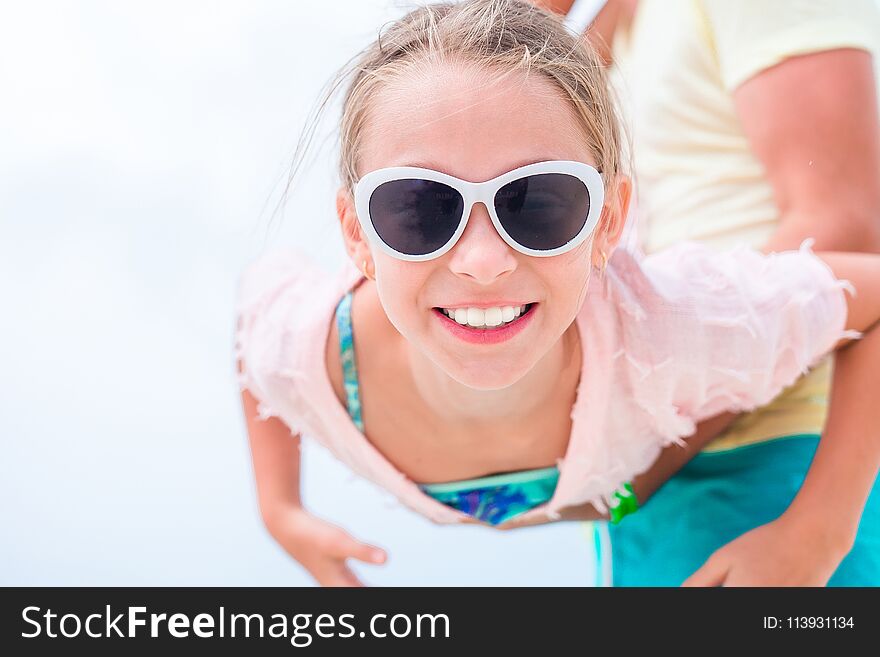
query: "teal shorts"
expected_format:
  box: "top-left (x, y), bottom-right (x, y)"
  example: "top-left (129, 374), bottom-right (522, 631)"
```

top-left (590, 433), bottom-right (880, 586)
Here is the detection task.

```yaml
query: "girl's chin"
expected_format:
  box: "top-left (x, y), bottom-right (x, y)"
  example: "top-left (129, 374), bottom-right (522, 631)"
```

top-left (434, 353), bottom-right (537, 391)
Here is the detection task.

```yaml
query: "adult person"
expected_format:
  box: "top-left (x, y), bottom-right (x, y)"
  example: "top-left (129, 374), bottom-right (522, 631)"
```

top-left (538, 0), bottom-right (880, 585)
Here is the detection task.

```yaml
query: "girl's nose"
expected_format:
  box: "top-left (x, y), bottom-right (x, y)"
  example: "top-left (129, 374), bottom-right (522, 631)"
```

top-left (446, 201), bottom-right (518, 284)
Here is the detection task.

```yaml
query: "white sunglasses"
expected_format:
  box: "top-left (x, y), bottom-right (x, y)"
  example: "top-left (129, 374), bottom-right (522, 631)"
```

top-left (354, 160), bottom-right (605, 262)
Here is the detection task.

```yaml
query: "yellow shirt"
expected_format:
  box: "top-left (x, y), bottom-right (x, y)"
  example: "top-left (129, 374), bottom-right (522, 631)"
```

top-left (612, 0), bottom-right (880, 451)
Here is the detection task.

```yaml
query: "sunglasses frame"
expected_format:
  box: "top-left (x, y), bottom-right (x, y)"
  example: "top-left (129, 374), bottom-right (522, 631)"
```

top-left (353, 159), bottom-right (605, 262)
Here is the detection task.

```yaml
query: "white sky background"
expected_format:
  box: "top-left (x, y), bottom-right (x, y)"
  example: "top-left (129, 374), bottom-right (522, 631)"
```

top-left (0, 1), bottom-right (602, 586)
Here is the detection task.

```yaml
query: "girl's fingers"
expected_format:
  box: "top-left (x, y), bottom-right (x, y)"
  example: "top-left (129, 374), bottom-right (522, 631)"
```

top-left (311, 559), bottom-right (366, 587)
top-left (314, 522), bottom-right (384, 563)
top-left (319, 568), bottom-right (364, 587)
top-left (338, 563), bottom-right (366, 587)
top-left (338, 534), bottom-right (387, 565)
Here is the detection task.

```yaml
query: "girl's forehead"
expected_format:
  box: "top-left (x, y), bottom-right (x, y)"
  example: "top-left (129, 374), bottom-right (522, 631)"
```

top-left (359, 63), bottom-right (592, 179)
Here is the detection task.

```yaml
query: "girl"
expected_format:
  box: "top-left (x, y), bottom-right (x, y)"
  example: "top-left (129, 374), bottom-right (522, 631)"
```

top-left (235, 0), bottom-right (880, 586)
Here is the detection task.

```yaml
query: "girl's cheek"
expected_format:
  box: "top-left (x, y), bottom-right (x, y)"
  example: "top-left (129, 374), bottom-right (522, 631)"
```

top-left (574, 269), bottom-right (593, 310)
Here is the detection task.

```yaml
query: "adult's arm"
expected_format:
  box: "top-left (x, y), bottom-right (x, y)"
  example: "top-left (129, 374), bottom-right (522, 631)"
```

top-left (735, 48), bottom-right (880, 254)
top-left (531, 0), bottom-right (577, 16)
top-left (709, 46), bottom-right (880, 552)
top-left (681, 49), bottom-right (880, 568)
top-left (680, 50), bottom-right (880, 583)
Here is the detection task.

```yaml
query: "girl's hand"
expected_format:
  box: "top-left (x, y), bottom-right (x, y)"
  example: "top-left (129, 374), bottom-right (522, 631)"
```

top-left (266, 507), bottom-right (387, 587)
top-left (682, 513), bottom-right (852, 587)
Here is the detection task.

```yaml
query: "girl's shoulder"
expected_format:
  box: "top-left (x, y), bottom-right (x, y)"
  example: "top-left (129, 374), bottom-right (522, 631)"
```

top-left (555, 240), bottom-right (849, 515)
top-left (600, 239), bottom-right (850, 423)
top-left (605, 239), bottom-right (849, 327)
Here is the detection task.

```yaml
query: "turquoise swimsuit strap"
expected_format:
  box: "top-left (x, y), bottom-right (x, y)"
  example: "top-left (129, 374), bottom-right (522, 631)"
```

top-left (335, 290), bottom-right (364, 432)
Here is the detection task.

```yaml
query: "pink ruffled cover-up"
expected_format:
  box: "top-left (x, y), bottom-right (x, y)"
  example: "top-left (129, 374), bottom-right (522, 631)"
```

top-left (233, 240), bottom-right (852, 524)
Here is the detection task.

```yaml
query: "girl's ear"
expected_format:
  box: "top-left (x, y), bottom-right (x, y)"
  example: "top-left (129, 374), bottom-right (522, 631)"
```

top-left (592, 174), bottom-right (632, 267)
top-left (336, 187), bottom-right (372, 265)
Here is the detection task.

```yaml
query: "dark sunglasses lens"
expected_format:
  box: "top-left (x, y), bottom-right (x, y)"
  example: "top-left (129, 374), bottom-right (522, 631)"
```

top-left (369, 179), bottom-right (464, 256)
top-left (494, 173), bottom-right (591, 250)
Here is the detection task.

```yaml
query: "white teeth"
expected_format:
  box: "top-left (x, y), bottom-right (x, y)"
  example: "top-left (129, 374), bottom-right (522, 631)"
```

top-left (466, 307), bottom-right (483, 326)
top-left (484, 307), bottom-right (502, 327)
top-left (440, 304), bottom-right (531, 328)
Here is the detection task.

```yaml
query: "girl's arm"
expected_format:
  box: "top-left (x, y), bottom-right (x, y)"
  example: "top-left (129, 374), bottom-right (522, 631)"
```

top-left (241, 385), bottom-right (302, 528)
top-left (240, 367), bottom-right (387, 586)
top-left (569, 412), bottom-right (742, 520)
top-left (500, 411), bottom-right (740, 528)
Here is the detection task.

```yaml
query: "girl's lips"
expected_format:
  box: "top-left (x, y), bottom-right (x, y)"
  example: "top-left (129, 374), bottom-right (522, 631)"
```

top-left (432, 303), bottom-right (538, 344)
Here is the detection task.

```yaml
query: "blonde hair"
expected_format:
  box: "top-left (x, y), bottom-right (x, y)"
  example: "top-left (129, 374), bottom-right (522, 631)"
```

top-left (274, 0), bottom-right (628, 228)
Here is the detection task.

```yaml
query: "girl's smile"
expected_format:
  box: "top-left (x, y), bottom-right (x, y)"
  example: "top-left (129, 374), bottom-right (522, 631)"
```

top-left (432, 302), bottom-right (538, 344)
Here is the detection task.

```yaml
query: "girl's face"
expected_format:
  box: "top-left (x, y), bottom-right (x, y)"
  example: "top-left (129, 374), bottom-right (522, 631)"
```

top-left (339, 62), bottom-right (624, 390)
